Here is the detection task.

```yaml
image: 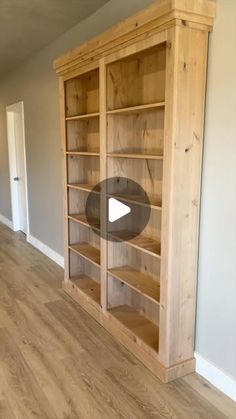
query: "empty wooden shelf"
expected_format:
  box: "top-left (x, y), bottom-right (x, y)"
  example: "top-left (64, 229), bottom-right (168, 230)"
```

top-left (69, 243), bottom-right (100, 266)
top-left (107, 153), bottom-right (163, 160)
top-left (68, 213), bottom-right (100, 231)
top-left (107, 192), bottom-right (162, 210)
top-left (67, 183), bottom-right (100, 194)
top-left (55, 0), bottom-right (216, 382)
top-left (66, 152), bottom-right (100, 157)
top-left (65, 68), bottom-right (99, 117)
top-left (109, 305), bottom-right (159, 352)
top-left (66, 116), bottom-right (99, 154)
top-left (109, 266), bottom-right (160, 303)
top-left (108, 231), bottom-right (161, 258)
top-left (106, 102), bottom-right (165, 115)
top-left (70, 275), bottom-right (100, 306)
top-left (66, 112), bottom-right (99, 121)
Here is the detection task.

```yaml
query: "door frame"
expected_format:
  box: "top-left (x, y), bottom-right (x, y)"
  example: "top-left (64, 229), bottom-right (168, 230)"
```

top-left (6, 101), bottom-right (29, 237)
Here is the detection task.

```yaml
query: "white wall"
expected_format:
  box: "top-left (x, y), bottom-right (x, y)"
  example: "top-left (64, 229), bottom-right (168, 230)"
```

top-left (196, 0), bottom-right (236, 390)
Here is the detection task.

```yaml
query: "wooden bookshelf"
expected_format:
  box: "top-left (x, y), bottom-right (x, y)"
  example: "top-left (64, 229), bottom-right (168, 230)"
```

top-left (55, 0), bottom-right (215, 382)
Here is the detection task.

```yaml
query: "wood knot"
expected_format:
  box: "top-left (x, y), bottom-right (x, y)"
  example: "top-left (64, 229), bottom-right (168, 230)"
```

top-left (185, 143), bottom-right (193, 153)
top-left (193, 132), bottom-right (200, 142)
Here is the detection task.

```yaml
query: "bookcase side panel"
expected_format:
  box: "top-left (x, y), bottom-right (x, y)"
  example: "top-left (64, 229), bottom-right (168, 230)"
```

top-left (159, 24), bottom-right (209, 367)
top-left (59, 77), bottom-right (69, 279)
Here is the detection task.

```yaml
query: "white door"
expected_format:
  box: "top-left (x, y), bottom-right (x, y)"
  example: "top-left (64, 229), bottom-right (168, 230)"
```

top-left (6, 102), bottom-right (29, 235)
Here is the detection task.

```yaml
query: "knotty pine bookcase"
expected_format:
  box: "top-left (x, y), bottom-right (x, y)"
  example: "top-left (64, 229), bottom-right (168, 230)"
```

top-left (54, 0), bottom-right (215, 382)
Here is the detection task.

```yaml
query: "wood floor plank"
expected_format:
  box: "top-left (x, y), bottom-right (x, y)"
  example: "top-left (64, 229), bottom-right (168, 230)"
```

top-left (0, 397), bottom-right (17, 419)
top-left (17, 344), bottom-right (97, 419)
top-left (0, 268), bottom-right (85, 361)
top-left (63, 354), bottom-right (165, 419)
top-left (0, 223), bottom-right (234, 419)
top-left (183, 374), bottom-right (236, 419)
top-left (0, 328), bottom-right (56, 419)
top-left (46, 298), bottom-right (137, 367)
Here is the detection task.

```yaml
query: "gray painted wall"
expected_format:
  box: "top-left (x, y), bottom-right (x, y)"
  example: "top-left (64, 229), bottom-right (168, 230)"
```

top-left (0, 0), bottom-right (235, 381)
top-left (196, 0), bottom-right (236, 379)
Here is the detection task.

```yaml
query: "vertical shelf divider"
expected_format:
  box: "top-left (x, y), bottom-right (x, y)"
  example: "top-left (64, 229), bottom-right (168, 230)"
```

top-left (60, 77), bottom-right (69, 279)
top-left (100, 58), bottom-right (108, 311)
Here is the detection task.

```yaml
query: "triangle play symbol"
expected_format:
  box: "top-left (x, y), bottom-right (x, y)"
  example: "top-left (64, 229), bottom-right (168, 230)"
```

top-left (108, 198), bottom-right (131, 223)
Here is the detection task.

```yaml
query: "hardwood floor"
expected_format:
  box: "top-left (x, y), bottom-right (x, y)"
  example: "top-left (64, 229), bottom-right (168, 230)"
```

top-left (0, 223), bottom-right (235, 419)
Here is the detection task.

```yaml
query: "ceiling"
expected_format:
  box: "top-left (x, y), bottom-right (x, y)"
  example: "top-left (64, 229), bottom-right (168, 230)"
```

top-left (0, 0), bottom-right (109, 78)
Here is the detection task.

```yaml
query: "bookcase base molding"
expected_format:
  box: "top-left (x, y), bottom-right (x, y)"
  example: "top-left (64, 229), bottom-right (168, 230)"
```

top-left (54, 0), bottom-right (215, 383)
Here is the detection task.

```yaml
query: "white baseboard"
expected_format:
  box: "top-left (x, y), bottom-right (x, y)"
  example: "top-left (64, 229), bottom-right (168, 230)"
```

top-left (195, 352), bottom-right (236, 402)
top-left (27, 234), bottom-right (64, 268)
top-left (0, 214), bottom-right (13, 229)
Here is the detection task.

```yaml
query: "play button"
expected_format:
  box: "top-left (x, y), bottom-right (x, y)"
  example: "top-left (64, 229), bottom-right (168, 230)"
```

top-left (85, 177), bottom-right (151, 242)
top-left (108, 198), bottom-right (131, 222)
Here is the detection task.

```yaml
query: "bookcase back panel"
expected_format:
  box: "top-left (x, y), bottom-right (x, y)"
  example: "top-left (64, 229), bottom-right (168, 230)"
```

top-left (107, 109), bottom-right (164, 155)
top-left (107, 158), bottom-right (163, 204)
top-left (107, 43), bottom-right (166, 110)
top-left (107, 274), bottom-right (159, 326)
top-left (69, 250), bottom-right (85, 277)
top-left (141, 209), bottom-right (161, 242)
top-left (67, 155), bottom-right (100, 185)
top-left (68, 188), bottom-right (87, 215)
top-left (69, 250), bottom-right (100, 283)
top-left (106, 206), bottom-right (161, 247)
top-left (108, 242), bottom-right (161, 280)
top-left (68, 189), bottom-right (100, 222)
top-left (66, 118), bottom-right (100, 153)
top-left (65, 69), bottom-right (99, 117)
top-left (69, 220), bottom-right (100, 250)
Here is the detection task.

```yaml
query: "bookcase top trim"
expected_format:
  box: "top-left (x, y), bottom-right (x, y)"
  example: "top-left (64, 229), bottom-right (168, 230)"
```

top-left (54, 0), bottom-right (215, 76)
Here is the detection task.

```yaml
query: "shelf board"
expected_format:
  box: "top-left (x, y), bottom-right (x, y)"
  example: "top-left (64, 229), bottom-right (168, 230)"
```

top-left (109, 305), bottom-right (159, 351)
top-left (67, 183), bottom-right (100, 194)
top-left (66, 112), bottom-right (99, 121)
top-left (70, 275), bottom-right (100, 306)
top-left (107, 192), bottom-right (162, 210)
top-left (109, 266), bottom-right (160, 304)
top-left (108, 231), bottom-right (161, 258)
top-left (69, 243), bottom-right (100, 266)
top-left (68, 214), bottom-right (100, 231)
top-left (107, 153), bottom-right (163, 160)
top-left (66, 151), bottom-right (100, 157)
top-left (107, 102), bottom-right (165, 115)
